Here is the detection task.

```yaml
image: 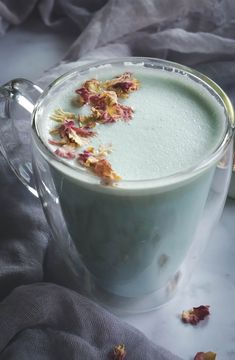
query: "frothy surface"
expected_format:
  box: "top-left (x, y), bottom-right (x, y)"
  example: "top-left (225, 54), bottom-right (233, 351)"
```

top-left (38, 65), bottom-right (225, 181)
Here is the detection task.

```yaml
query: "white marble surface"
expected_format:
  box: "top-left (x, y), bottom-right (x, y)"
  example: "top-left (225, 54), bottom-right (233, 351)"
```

top-left (123, 198), bottom-right (235, 359)
top-left (0, 17), bottom-right (235, 360)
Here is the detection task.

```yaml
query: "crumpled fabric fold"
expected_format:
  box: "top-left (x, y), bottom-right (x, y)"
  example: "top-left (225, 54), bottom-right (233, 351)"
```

top-left (0, 0), bottom-right (235, 359)
top-left (0, 283), bottom-right (182, 359)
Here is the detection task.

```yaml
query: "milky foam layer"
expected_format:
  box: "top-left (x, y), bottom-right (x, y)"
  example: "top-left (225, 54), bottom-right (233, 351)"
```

top-left (37, 64), bottom-right (225, 181)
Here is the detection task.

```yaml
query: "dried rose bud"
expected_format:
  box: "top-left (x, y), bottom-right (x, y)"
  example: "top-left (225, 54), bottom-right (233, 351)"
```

top-left (194, 351), bottom-right (216, 360)
top-left (181, 305), bottom-right (210, 325)
top-left (111, 344), bottom-right (126, 360)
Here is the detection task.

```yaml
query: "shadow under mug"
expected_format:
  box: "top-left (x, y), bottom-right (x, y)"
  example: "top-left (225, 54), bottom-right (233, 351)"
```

top-left (0, 57), bottom-right (234, 314)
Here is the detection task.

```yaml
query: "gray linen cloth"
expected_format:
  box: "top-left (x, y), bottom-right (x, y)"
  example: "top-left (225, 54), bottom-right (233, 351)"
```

top-left (0, 1), bottom-right (235, 359)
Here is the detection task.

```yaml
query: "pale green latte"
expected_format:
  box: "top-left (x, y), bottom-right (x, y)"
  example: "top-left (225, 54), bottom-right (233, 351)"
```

top-left (38, 64), bottom-right (225, 183)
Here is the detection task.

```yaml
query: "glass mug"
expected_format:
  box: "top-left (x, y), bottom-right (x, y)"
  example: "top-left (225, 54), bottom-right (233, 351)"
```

top-left (228, 145), bottom-right (235, 199)
top-left (0, 58), bottom-right (234, 313)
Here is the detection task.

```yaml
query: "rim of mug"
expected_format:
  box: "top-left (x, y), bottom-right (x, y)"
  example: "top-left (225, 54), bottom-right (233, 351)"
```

top-left (32, 57), bottom-right (234, 192)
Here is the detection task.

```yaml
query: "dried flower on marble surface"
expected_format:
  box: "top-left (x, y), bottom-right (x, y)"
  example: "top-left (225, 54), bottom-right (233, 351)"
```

top-left (78, 145), bottom-right (121, 185)
top-left (103, 72), bottom-right (140, 98)
top-left (194, 351), bottom-right (216, 360)
top-left (181, 305), bottom-right (210, 325)
top-left (111, 344), bottom-right (127, 360)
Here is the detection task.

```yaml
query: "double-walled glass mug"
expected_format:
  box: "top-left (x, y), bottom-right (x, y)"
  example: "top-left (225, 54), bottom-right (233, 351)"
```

top-left (0, 58), bottom-right (234, 313)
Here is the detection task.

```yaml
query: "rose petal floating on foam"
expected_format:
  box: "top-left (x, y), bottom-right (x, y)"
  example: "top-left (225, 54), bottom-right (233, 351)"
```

top-left (50, 108), bottom-right (76, 122)
top-left (78, 146), bottom-right (121, 185)
top-left (50, 119), bottom-right (95, 148)
top-left (75, 75), bottom-right (137, 123)
top-left (54, 147), bottom-right (76, 159)
top-left (49, 72), bottom-right (140, 185)
top-left (103, 72), bottom-right (140, 98)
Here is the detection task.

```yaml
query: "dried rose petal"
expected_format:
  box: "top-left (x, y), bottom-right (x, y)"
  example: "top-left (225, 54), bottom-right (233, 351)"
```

top-left (111, 344), bottom-right (126, 360)
top-left (92, 92), bottom-right (133, 122)
top-left (90, 101), bottom-right (133, 125)
top-left (84, 79), bottom-right (102, 93)
top-left (75, 79), bottom-right (102, 105)
top-left (48, 138), bottom-right (67, 146)
top-left (58, 120), bottom-right (77, 138)
top-left (76, 85), bottom-right (134, 124)
top-left (118, 104), bottom-right (134, 121)
top-left (78, 149), bottom-right (94, 164)
top-left (104, 72), bottom-right (140, 98)
top-left (50, 108), bottom-right (76, 122)
top-left (93, 159), bottom-right (121, 184)
top-left (49, 72), bottom-right (140, 182)
top-left (73, 127), bottom-right (96, 138)
top-left (78, 145), bottom-right (112, 165)
top-left (78, 146), bottom-right (121, 185)
top-left (75, 87), bottom-right (91, 105)
top-left (97, 144), bottom-right (113, 157)
top-left (92, 107), bottom-right (119, 124)
top-left (54, 147), bottom-right (76, 159)
top-left (79, 112), bottom-right (98, 128)
top-left (79, 105), bottom-right (132, 125)
top-left (74, 73), bottom-right (139, 124)
top-left (181, 305), bottom-right (210, 325)
top-left (194, 351), bottom-right (216, 360)
top-left (67, 129), bottom-right (87, 147)
top-left (90, 91), bottom-right (118, 109)
top-left (50, 120), bottom-right (92, 147)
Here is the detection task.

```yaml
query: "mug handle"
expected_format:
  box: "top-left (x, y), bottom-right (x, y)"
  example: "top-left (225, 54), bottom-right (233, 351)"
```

top-left (0, 78), bottom-right (43, 197)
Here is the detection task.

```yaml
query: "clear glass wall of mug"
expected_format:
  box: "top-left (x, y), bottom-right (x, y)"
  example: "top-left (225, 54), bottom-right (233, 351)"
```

top-left (0, 58), bottom-right (234, 313)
